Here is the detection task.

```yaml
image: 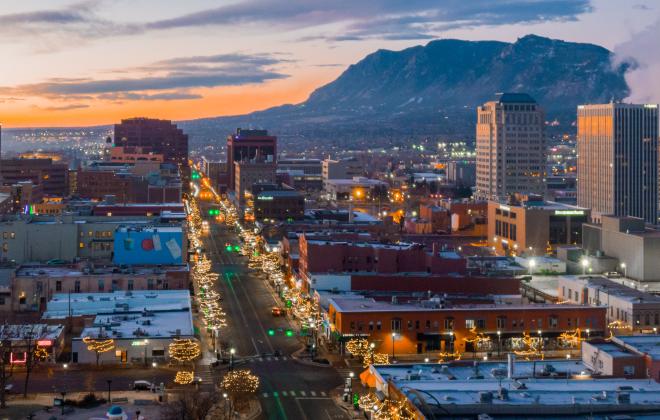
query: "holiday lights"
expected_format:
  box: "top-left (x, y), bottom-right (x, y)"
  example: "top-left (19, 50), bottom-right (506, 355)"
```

top-left (512, 332), bottom-right (544, 360)
top-left (221, 369), bottom-right (260, 395)
top-left (174, 370), bottom-right (195, 385)
top-left (360, 393), bottom-right (415, 420)
top-left (463, 326), bottom-right (492, 351)
top-left (169, 338), bottom-right (201, 362)
top-left (82, 336), bottom-right (115, 365)
top-left (34, 345), bottom-right (49, 361)
top-left (558, 328), bottom-right (583, 349)
top-left (436, 351), bottom-right (461, 362)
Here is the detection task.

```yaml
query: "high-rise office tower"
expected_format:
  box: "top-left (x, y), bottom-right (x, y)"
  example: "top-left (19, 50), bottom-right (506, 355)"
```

top-left (114, 118), bottom-right (189, 180)
top-left (475, 93), bottom-right (546, 201)
top-left (577, 103), bottom-right (659, 224)
top-left (226, 128), bottom-right (277, 193)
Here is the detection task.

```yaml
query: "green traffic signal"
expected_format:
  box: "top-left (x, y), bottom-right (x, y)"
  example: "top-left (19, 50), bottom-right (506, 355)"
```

top-left (352, 393), bottom-right (359, 407)
top-left (233, 245), bottom-right (240, 252)
top-left (285, 329), bottom-right (294, 337)
top-left (285, 300), bottom-right (292, 308)
top-left (226, 245), bottom-right (233, 252)
top-left (268, 329), bottom-right (275, 336)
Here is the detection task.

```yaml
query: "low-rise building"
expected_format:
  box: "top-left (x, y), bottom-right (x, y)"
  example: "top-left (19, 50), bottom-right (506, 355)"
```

top-left (43, 290), bottom-right (194, 365)
top-left (254, 190), bottom-right (305, 221)
top-left (10, 264), bottom-right (189, 312)
top-left (488, 194), bottom-right (589, 256)
top-left (323, 177), bottom-right (388, 202)
top-left (583, 215), bottom-right (660, 283)
top-left (558, 275), bottom-right (660, 331)
top-left (322, 158), bottom-right (363, 184)
top-left (0, 324), bottom-right (65, 363)
top-left (327, 296), bottom-right (606, 355)
top-left (362, 362), bottom-right (660, 418)
top-left (277, 159), bottom-right (323, 190)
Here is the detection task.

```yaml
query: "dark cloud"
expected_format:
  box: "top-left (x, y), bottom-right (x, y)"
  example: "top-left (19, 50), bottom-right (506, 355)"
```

top-left (0, 0), bottom-right (592, 44)
top-left (0, 52), bottom-right (288, 103)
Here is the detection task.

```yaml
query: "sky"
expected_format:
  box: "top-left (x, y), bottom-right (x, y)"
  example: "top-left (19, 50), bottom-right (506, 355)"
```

top-left (0, 0), bottom-right (658, 128)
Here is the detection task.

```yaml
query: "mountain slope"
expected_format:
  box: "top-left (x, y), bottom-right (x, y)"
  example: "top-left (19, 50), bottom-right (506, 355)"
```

top-left (181, 35), bottom-right (630, 145)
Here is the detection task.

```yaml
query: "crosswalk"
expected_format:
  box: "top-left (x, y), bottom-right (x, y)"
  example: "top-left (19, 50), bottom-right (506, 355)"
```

top-left (243, 355), bottom-right (289, 363)
top-left (261, 390), bottom-right (329, 399)
top-left (335, 368), bottom-right (357, 379)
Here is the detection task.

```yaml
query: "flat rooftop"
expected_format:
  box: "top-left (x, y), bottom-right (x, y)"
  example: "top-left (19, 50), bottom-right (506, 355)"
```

top-left (79, 306), bottom-right (193, 340)
top-left (17, 264), bottom-right (188, 277)
top-left (329, 296), bottom-right (593, 313)
top-left (616, 335), bottom-right (660, 360)
top-left (588, 342), bottom-right (637, 358)
top-left (565, 276), bottom-right (660, 304)
top-left (373, 362), bottom-right (660, 410)
top-left (43, 289), bottom-right (191, 319)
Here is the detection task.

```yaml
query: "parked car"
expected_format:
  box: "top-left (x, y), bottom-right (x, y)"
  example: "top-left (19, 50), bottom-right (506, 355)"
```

top-left (271, 307), bottom-right (285, 317)
top-left (131, 380), bottom-right (153, 391)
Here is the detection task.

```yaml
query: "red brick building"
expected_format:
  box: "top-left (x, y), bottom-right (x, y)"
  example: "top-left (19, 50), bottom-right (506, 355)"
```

top-left (327, 297), bottom-right (606, 355)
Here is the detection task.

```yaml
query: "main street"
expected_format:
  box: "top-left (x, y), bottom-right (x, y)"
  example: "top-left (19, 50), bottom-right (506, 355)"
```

top-left (196, 199), bottom-right (351, 420)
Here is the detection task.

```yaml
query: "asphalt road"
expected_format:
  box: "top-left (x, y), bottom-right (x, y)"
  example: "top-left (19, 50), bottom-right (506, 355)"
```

top-left (198, 202), bottom-right (350, 420)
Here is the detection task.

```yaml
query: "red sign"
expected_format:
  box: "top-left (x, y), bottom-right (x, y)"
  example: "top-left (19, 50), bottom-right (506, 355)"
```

top-left (37, 339), bottom-right (53, 347)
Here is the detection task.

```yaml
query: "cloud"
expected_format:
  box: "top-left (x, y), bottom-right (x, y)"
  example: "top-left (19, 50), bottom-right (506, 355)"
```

top-left (0, 52), bottom-right (288, 105)
top-left (40, 104), bottom-right (90, 111)
top-left (0, 0), bottom-right (592, 45)
top-left (613, 18), bottom-right (660, 103)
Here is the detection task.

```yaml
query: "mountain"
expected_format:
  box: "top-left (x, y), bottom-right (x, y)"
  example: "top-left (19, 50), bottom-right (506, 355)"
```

top-left (181, 35), bottom-right (631, 146)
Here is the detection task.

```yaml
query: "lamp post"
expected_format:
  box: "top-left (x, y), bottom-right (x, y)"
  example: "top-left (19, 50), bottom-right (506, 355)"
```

top-left (391, 332), bottom-right (397, 360)
top-left (229, 348), bottom-right (235, 371)
top-left (586, 328), bottom-right (591, 339)
top-left (528, 258), bottom-right (536, 276)
top-left (60, 390), bottom-right (67, 416)
top-left (144, 339), bottom-right (149, 367)
top-left (449, 331), bottom-right (454, 352)
top-left (620, 262), bottom-right (627, 278)
top-left (106, 380), bottom-right (112, 404)
top-left (497, 330), bottom-right (502, 357)
top-left (537, 330), bottom-right (543, 351)
top-left (581, 257), bottom-right (589, 275)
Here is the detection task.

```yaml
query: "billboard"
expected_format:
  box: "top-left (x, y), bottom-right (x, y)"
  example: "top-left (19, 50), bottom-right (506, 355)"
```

top-left (113, 228), bottom-right (184, 265)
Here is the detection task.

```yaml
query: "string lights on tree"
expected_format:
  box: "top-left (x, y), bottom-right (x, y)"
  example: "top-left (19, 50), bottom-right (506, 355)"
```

top-left (169, 338), bottom-right (201, 362)
top-left (512, 332), bottom-right (544, 360)
top-left (174, 370), bottom-right (195, 385)
top-left (82, 336), bottom-right (115, 366)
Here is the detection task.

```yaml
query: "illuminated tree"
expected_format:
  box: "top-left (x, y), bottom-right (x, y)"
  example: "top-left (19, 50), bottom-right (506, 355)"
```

top-left (221, 369), bottom-right (260, 409)
top-left (169, 339), bottom-right (201, 362)
top-left (512, 332), bottom-right (544, 360)
top-left (174, 370), bottom-right (194, 385)
top-left (82, 336), bottom-right (115, 366)
top-left (345, 338), bottom-right (370, 358)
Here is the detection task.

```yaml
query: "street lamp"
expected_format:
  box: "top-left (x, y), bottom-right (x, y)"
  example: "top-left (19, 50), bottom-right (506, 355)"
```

top-left (620, 262), bottom-right (627, 278)
top-left (448, 331), bottom-right (454, 352)
top-left (586, 328), bottom-right (591, 339)
top-left (581, 257), bottom-right (589, 275)
top-left (528, 258), bottom-right (536, 275)
top-left (144, 339), bottom-right (149, 367)
top-left (537, 330), bottom-right (543, 350)
top-left (370, 342), bottom-right (376, 364)
top-left (60, 390), bottom-right (67, 416)
top-left (497, 330), bottom-right (502, 356)
top-left (229, 348), bottom-right (236, 371)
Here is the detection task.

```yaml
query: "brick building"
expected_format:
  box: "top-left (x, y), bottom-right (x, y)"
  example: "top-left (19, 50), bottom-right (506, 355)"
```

top-left (0, 158), bottom-right (68, 197)
top-left (327, 296), bottom-right (606, 355)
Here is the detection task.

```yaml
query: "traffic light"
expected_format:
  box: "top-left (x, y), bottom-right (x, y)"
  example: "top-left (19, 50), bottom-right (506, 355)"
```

top-left (233, 245), bottom-right (240, 252)
top-left (268, 329), bottom-right (275, 336)
top-left (208, 209), bottom-right (220, 216)
top-left (192, 171), bottom-right (200, 180)
top-left (226, 245), bottom-right (233, 252)
top-left (285, 329), bottom-right (294, 337)
top-left (352, 393), bottom-right (359, 408)
top-left (285, 300), bottom-right (292, 308)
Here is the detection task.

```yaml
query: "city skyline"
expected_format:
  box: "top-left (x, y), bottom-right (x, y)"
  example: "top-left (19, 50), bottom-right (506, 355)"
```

top-left (0, 0), bottom-right (659, 128)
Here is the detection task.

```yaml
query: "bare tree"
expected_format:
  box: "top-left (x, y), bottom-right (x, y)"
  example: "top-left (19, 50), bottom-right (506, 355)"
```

top-left (0, 324), bottom-right (14, 409)
top-left (22, 325), bottom-right (40, 398)
top-left (161, 389), bottom-right (218, 420)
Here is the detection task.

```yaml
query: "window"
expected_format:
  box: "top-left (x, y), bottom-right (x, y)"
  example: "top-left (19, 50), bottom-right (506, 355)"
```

top-left (645, 314), bottom-right (650, 325)
top-left (562, 287), bottom-right (566, 297)
top-left (415, 320), bottom-right (420, 330)
top-left (147, 279), bottom-right (155, 290)
top-left (79, 242), bottom-right (85, 249)
top-left (128, 280), bottom-right (134, 291)
top-left (0, 297), bottom-right (5, 305)
top-left (98, 280), bottom-right (104, 292)
top-left (56, 281), bottom-right (62, 292)
top-left (537, 318), bottom-right (542, 328)
top-left (369, 322), bottom-right (374, 331)
top-left (74, 281), bottom-right (81, 293)
top-left (496, 317), bottom-right (506, 329)
top-left (391, 319), bottom-right (402, 332)
top-left (152, 349), bottom-right (165, 357)
top-left (549, 316), bottom-right (558, 328)
top-left (574, 291), bottom-right (578, 301)
top-left (350, 321), bottom-right (356, 331)
top-left (444, 318), bottom-right (454, 330)
top-left (19, 293), bottom-right (26, 305)
top-left (376, 321), bottom-right (382, 331)
top-left (425, 320), bottom-right (431, 329)
top-left (476, 319), bottom-right (486, 329)
top-left (465, 319), bottom-right (475, 329)
top-left (623, 365), bottom-right (635, 376)
top-left (407, 320), bottom-right (413, 330)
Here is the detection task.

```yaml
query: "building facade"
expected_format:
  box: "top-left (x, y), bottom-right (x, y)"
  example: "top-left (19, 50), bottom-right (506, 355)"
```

top-left (475, 93), bottom-right (546, 201)
top-left (226, 128), bottom-right (277, 193)
top-left (577, 103), bottom-right (659, 224)
top-left (0, 158), bottom-right (69, 197)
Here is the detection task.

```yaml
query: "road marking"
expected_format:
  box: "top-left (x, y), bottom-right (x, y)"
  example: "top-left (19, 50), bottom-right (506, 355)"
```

top-left (300, 391), bottom-right (306, 396)
top-left (263, 393), bottom-right (269, 398)
top-left (310, 391), bottom-right (316, 396)
top-left (259, 357), bottom-right (264, 362)
top-left (282, 356), bottom-right (288, 361)
top-left (321, 391), bottom-right (327, 396)
top-left (273, 356), bottom-right (279, 361)
top-left (282, 391), bottom-right (288, 396)
top-left (290, 391), bottom-right (296, 396)
top-left (294, 397), bottom-right (310, 420)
